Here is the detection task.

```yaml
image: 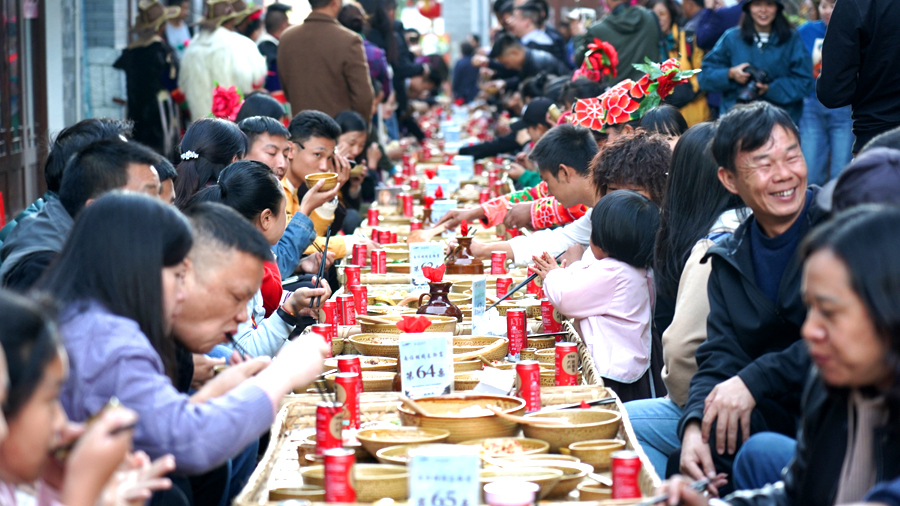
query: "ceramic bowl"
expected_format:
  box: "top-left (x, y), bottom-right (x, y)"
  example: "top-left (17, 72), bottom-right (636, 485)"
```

top-left (453, 336), bottom-right (509, 361)
top-left (324, 371), bottom-right (397, 392)
top-left (304, 172), bottom-right (338, 191)
top-left (324, 355), bottom-right (398, 372)
top-left (356, 427), bottom-right (450, 456)
top-left (527, 336), bottom-right (557, 350)
top-left (521, 409), bottom-right (622, 452)
top-left (347, 334), bottom-right (401, 358)
top-left (502, 459), bottom-right (593, 499)
top-left (577, 482), bottom-right (612, 501)
top-left (459, 437), bottom-right (550, 457)
top-left (268, 486), bottom-right (325, 501)
top-left (566, 439), bottom-right (627, 471)
top-left (375, 443), bottom-right (427, 465)
top-left (479, 467), bottom-right (564, 500)
top-left (301, 464), bottom-right (408, 501)
top-left (397, 394), bottom-right (526, 444)
top-left (359, 315), bottom-right (457, 335)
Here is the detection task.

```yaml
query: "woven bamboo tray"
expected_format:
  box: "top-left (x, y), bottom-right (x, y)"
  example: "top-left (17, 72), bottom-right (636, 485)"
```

top-left (235, 389), bottom-right (660, 505)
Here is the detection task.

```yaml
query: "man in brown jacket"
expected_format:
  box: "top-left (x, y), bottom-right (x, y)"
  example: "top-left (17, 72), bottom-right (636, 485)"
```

top-left (277, 0), bottom-right (374, 121)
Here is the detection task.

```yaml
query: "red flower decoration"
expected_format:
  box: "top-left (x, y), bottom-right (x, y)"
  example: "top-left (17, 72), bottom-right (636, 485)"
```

top-left (660, 58), bottom-right (679, 73)
top-left (422, 264), bottom-right (446, 283)
top-left (656, 73), bottom-right (678, 98)
top-left (573, 97), bottom-right (605, 131)
top-left (396, 315), bottom-right (434, 333)
top-left (600, 83), bottom-right (640, 126)
top-left (424, 196), bottom-right (435, 209)
top-left (434, 185), bottom-right (444, 199)
top-left (460, 220), bottom-right (469, 236)
top-left (424, 168), bottom-right (437, 180)
top-left (211, 85), bottom-right (243, 122)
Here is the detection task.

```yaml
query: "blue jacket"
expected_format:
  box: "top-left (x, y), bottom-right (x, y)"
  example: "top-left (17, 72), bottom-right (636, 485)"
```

top-left (699, 27), bottom-right (813, 124)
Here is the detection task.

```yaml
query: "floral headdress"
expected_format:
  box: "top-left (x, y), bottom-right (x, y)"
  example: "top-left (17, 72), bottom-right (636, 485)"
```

top-left (211, 83), bottom-right (244, 122)
top-left (572, 58), bottom-right (700, 133)
top-left (572, 39), bottom-right (618, 83)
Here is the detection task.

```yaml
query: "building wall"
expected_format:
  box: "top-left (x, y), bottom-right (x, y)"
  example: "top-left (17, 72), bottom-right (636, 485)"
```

top-left (83, 0), bottom-right (130, 120)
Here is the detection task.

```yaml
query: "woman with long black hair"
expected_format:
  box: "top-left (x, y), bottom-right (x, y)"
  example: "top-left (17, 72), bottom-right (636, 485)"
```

top-left (41, 192), bottom-right (328, 477)
top-left (699, 0), bottom-right (812, 124)
top-left (174, 117), bottom-right (247, 208)
top-left (625, 122), bottom-right (747, 477)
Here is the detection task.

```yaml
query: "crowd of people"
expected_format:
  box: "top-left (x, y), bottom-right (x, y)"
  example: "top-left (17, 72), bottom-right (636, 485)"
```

top-left (0, 0), bottom-right (899, 505)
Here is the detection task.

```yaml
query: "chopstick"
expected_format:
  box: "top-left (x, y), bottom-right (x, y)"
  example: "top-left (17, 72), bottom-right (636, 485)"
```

top-left (487, 251), bottom-right (565, 311)
top-left (538, 397), bottom-right (617, 411)
top-left (311, 225), bottom-right (333, 308)
top-left (631, 478), bottom-right (710, 506)
top-left (526, 331), bottom-right (569, 338)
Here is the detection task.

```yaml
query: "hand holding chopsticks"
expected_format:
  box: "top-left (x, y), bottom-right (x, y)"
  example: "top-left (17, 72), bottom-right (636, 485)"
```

top-left (310, 225), bottom-right (333, 308)
top-left (487, 251), bottom-right (566, 311)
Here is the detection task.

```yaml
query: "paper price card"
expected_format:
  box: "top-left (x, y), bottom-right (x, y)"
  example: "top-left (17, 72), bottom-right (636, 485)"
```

top-left (471, 277), bottom-right (487, 335)
top-left (438, 165), bottom-right (461, 192)
top-left (454, 155), bottom-right (475, 180)
top-left (409, 445), bottom-right (480, 506)
top-left (409, 243), bottom-right (445, 288)
top-left (430, 199), bottom-right (458, 224)
top-left (399, 333), bottom-right (454, 398)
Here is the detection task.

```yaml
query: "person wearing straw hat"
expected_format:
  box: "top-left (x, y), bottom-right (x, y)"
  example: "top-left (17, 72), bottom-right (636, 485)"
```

top-left (230, 0), bottom-right (263, 40)
top-left (179, 0), bottom-right (267, 121)
top-left (114, 0), bottom-right (182, 158)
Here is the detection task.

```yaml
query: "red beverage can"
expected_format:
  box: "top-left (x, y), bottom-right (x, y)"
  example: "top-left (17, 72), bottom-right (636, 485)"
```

top-left (371, 250), bottom-right (387, 274)
top-left (390, 231), bottom-right (398, 244)
top-left (496, 277), bottom-right (513, 299)
top-left (334, 372), bottom-right (361, 429)
top-left (409, 219), bottom-right (423, 231)
top-left (358, 244), bottom-right (369, 267)
top-left (516, 360), bottom-right (542, 413)
top-left (337, 294), bottom-right (356, 326)
top-left (378, 229), bottom-right (391, 245)
top-left (487, 171), bottom-right (498, 188)
top-left (490, 251), bottom-right (508, 274)
top-left (323, 448), bottom-right (356, 503)
top-left (322, 300), bottom-right (340, 327)
top-left (349, 285), bottom-right (367, 316)
top-left (400, 193), bottom-right (414, 217)
top-left (493, 180), bottom-right (505, 197)
top-left (402, 153), bottom-right (411, 171)
top-left (409, 177), bottom-right (420, 190)
top-left (310, 323), bottom-right (334, 358)
top-left (370, 227), bottom-right (380, 241)
top-left (475, 161), bottom-right (485, 175)
top-left (611, 451), bottom-right (643, 499)
top-left (555, 342), bottom-right (579, 386)
top-left (527, 268), bottom-right (542, 296)
top-left (315, 402), bottom-right (343, 456)
top-left (506, 308), bottom-right (527, 359)
top-left (541, 299), bottom-right (563, 334)
top-left (337, 355), bottom-right (362, 375)
top-left (479, 188), bottom-right (491, 204)
top-left (423, 146), bottom-right (432, 160)
top-left (367, 208), bottom-right (379, 227)
top-left (345, 265), bottom-right (361, 287)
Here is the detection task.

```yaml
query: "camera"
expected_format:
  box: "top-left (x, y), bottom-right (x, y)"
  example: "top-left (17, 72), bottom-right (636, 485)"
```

top-left (736, 66), bottom-right (770, 103)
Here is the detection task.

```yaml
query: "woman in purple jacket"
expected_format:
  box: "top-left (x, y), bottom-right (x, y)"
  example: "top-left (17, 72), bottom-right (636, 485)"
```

top-left (39, 193), bottom-right (328, 476)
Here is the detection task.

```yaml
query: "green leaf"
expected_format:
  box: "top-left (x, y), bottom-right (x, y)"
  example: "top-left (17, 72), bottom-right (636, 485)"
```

top-left (633, 94), bottom-right (661, 119)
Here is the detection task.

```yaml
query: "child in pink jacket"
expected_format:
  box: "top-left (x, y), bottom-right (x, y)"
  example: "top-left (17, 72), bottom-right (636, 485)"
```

top-left (533, 191), bottom-right (659, 402)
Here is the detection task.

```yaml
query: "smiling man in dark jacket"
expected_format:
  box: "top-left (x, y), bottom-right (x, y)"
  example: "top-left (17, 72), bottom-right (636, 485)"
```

top-left (817, 0), bottom-right (900, 154)
top-left (672, 102), bottom-right (827, 496)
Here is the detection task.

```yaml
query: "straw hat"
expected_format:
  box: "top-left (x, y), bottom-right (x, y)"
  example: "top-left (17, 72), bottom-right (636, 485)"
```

top-left (230, 0), bottom-right (263, 26)
top-left (203, 0), bottom-right (238, 28)
top-left (132, 0), bottom-right (181, 33)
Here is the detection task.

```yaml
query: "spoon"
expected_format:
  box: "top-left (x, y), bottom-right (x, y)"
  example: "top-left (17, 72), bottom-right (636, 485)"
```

top-left (487, 406), bottom-right (571, 426)
top-left (398, 394), bottom-right (431, 416)
top-left (406, 223), bottom-right (448, 244)
top-left (476, 355), bottom-right (495, 368)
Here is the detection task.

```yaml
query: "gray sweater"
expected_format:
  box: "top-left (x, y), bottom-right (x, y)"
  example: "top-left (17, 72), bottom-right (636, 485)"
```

top-left (59, 302), bottom-right (275, 474)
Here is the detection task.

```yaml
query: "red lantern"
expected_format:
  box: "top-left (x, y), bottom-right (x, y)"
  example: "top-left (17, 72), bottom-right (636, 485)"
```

top-left (417, 0), bottom-right (441, 19)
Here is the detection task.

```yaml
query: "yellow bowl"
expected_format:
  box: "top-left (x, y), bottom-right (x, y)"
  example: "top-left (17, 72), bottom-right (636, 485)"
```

top-left (269, 486), bottom-right (325, 502)
top-left (323, 356), bottom-right (398, 372)
top-left (398, 394), bottom-right (526, 444)
top-left (454, 372), bottom-right (481, 391)
top-left (502, 459), bottom-right (593, 499)
top-left (496, 453), bottom-right (582, 464)
top-left (301, 464), bottom-right (408, 502)
top-left (324, 371), bottom-right (397, 392)
top-left (567, 439), bottom-right (627, 471)
top-left (356, 427), bottom-right (451, 456)
top-left (304, 172), bottom-right (338, 191)
top-left (527, 336), bottom-right (557, 350)
top-left (453, 336), bottom-right (509, 362)
top-left (453, 358), bottom-right (483, 373)
top-left (382, 245), bottom-right (409, 262)
top-left (539, 369), bottom-right (583, 387)
top-left (535, 348), bottom-right (555, 364)
top-left (479, 467), bottom-right (564, 500)
top-left (521, 409), bottom-right (622, 452)
top-left (577, 482), bottom-right (612, 501)
top-left (459, 437), bottom-right (550, 457)
top-left (375, 443), bottom-right (428, 465)
top-left (359, 315), bottom-right (457, 335)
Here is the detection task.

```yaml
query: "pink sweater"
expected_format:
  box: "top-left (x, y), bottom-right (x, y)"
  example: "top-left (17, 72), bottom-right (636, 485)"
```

top-left (0, 482), bottom-right (64, 506)
top-left (542, 254), bottom-right (653, 383)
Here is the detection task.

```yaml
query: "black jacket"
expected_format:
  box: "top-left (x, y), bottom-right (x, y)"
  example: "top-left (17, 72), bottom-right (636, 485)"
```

top-left (504, 48), bottom-right (571, 92)
top-left (817, 0), bottom-right (900, 152)
top-left (458, 120), bottom-right (527, 160)
top-left (678, 188), bottom-right (829, 439)
top-left (725, 371), bottom-right (900, 506)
